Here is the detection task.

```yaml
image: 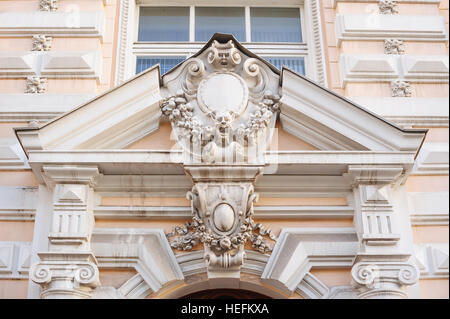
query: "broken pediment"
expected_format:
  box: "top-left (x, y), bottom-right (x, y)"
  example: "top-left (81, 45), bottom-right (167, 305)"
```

top-left (15, 33), bottom-right (425, 158)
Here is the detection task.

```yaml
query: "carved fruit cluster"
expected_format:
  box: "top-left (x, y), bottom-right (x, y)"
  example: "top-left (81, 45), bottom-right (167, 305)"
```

top-left (384, 39), bottom-right (405, 55)
top-left (40, 0), bottom-right (58, 11)
top-left (161, 90), bottom-right (281, 148)
top-left (378, 0), bottom-right (398, 14)
top-left (160, 90), bottom-right (204, 142)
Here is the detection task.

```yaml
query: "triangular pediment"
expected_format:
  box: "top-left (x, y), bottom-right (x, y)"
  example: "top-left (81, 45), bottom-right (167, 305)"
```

top-left (15, 33), bottom-right (426, 158)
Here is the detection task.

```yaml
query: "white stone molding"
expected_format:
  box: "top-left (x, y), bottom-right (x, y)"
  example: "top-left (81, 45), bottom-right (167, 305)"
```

top-left (340, 55), bottom-right (449, 86)
top-left (0, 138), bottom-right (29, 170)
top-left (179, 252), bottom-right (262, 282)
top-left (348, 97), bottom-right (449, 128)
top-left (30, 252), bottom-right (100, 298)
top-left (165, 249), bottom-right (287, 299)
top-left (327, 286), bottom-right (358, 299)
top-left (0, 11), bottom-right (104, 38)
top-left (91, 228), bottom-right (184, 295)
top-left (117, 274), bottom-right (152, 299)
top-left (413, 142), bottom-right (449, 175)
top-left (401, 55), bottom-right (449, 82)
top-left (21, 150), bottom-right (420, 190)
top-left (340, 54), bottom-right (399, 85)
top-left (414, 244), bottom-right (449, 278)
top-left (30, 165), bottom-right (101, 298)
top-left (0, 53), bottom-right (36, 77)
top-left (351, 256), bottom-right (419, 298)
top-left (32, 35), bottom-right (52, 52)
top-left (408, 192), bottom-right (449, 226)
top-left (335, 14), bottom-right (448, 45)
top-left (92, 286), bottom-right (126, 299)
top-left (378, 0), bottom-right (399, 14)
top-left (93, 204), bottom-right (355, 220)
top-left (40, 0), bottom-right (58, 11)
top-left (26, 76), bottom-right (47, 94)
top-left (332, 0), bottom-right (440, 8)
top-left (41, 51), bottom-right (101, 79)
top-left (385, 39), bottom-right (405, 55)
top-left (345, 165), bottom-right (421, 298)
top-left (280, 68), bottom-right (426, 152)
top-left (0, 187), bottom-right (37, 221)
top-left (295, 272), bottom-right (330, 299)
top-left (0, 51), bottom-right (102, 80)
top-left (261, 228), bottom-right (358, 295)
top-left (0, 242), bottom-right (32, 279)
top-left (0, 94), bottom-right (95, 122)
top-left (391, 80), bottom-right (412, 97)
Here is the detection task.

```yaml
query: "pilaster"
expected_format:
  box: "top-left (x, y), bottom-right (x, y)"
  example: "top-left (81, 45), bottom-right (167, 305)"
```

top-left (345, 165), bottom-right (419, 298)
top-left (30, 165), bottom-right (101, 299)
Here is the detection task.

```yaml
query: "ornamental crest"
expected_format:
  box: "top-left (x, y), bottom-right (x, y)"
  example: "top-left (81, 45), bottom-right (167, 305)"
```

top-left (161, 39), bottom-right (281, 164)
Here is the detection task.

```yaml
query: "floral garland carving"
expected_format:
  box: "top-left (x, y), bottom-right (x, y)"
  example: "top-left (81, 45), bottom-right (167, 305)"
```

top-left (161, 90), bottom-right (280, 148)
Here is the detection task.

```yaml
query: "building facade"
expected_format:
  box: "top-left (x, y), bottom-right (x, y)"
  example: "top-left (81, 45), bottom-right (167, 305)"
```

top-left (0, 0), bottom-right (448, 299)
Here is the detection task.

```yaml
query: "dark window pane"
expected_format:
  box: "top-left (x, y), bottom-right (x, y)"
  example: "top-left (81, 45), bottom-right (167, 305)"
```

top-left (195, 7), bottom-right (245, 42)
top-left (138, 7), bottom-right (189, 41)
top-left (264, 57), bottom-right (305, 75)
top-left (251, 8), bottom-right (302, 43)
top-left (136, 56), bottom-right (186, 75)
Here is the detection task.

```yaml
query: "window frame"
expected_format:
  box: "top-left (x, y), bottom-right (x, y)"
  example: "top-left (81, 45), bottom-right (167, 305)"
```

top-left (115, 0), bottom-right (327, 86)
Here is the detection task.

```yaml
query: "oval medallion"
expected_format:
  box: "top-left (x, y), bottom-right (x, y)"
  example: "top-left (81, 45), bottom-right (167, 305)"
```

top-left (197, 72), bottom-right (249, 116)
top-left (213, 203), bottom-right (235, 232)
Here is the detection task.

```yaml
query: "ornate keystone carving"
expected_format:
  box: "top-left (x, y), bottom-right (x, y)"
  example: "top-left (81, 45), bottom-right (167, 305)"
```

top-left (378, 0), bottom-right (398, 14)
top-left (391, 80), bottom-right (412, 97)
top-left (167, 167), bottom-right (276, 278)
top-left (26, 76), bottom-right (47, 94)
top-left (40, 0), bottom-right (58, 11)
top-left (32, 35), bottom-right (52, 51)
top-left (384, 39), bottom-right (405, 55)
top-left (30, 252), bottom-right (99, 299)
top-left (351, 259), bottom-right (419, 298)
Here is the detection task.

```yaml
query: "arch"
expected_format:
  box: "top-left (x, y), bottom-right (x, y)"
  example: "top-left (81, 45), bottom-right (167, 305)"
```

top-left (180, 288), bottom-right (272, 299)
top-left (159, 275), bottom-right (287, 299)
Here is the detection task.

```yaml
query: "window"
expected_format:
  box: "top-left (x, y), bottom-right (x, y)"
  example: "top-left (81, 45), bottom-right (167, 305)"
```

top-left (250, 8), bottom-right (303, 43)
top-left (119, 1), bottom-right (327, 84)
top-left (138, 7), bottom-right (189, 42)
top-left (136, 56), bottom-right (186, 74)
top-left (195, 7), bottom-right (246, 42)
top-left (264, 57), bottom-right (305, 75)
